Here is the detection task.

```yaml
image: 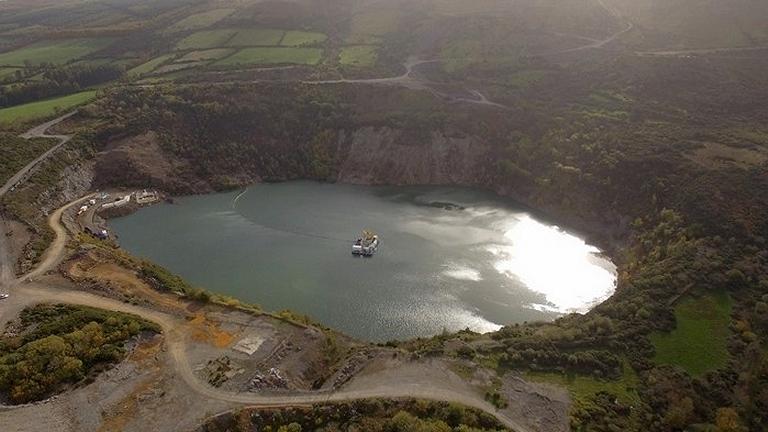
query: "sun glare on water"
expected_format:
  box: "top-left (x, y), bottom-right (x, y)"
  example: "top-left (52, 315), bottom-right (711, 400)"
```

top-left (489, 215), bottom-right (616, 313)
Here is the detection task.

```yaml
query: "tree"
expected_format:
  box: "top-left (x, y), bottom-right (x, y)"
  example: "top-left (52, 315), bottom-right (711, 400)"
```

top-left (664, 396), bottom-right (695, 429)
top-left (715, 407), bottom-right (746, 432)
top-left (277, 423), bottom-right (302, 432)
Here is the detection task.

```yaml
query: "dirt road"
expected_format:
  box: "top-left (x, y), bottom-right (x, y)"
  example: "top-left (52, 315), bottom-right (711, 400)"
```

top-left (635, 45), bottom-right (768, 57)
top-left (0, 196), bottom-right (531, 431)
top-left (0, 220), bottom-right (12, 288)
top-left (0, 111), bottom-right (77, 290)
top-left (0, 111), bottom-right (77, 198)
top-left (531, 0), bottom-right (633, 57)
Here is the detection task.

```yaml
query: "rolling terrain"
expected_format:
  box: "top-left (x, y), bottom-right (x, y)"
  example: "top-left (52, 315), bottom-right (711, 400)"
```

top-left (0, 0), bottom-right (767, 431)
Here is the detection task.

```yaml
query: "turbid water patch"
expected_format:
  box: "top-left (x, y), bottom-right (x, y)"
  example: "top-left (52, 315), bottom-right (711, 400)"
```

top-left (111, 182), bottom-right (616, 341)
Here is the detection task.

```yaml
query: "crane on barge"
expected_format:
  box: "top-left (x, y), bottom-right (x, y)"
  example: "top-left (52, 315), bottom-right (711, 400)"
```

top-left (352, 230), bottom-right (379, 257)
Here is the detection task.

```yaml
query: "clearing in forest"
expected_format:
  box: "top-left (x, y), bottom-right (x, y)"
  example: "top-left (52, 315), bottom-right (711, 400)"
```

top-left (650, 291), bottom-right (732, 376)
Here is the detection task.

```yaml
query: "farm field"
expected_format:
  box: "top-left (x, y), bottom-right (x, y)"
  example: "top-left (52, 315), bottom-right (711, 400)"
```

top-left (176, 30), bottom-right (237, 50)
top-left (650, 292), bottom-right (732, 376)
top-left (0, 38), bottom-right (113, 66)
top-left (0, 67), bottom-right (20, 80)
top-left (227, 29), bottom-right (284, 47)
top-left (339, 45), bottom-right (377, 66)
top-left (215, 47), bottom-right (322, 66)
top-left (166, 9), bottom-right (235, 33)
top-left (0, 90), bottom-right (97, 123)
top-left (280, 31), bottom-right (327, 46)
top-left (127, 54), bottom-right (176, 77)
top-left (177, 49), bottom-right (234, 63)
top-left (153, 62), bottom-right (203, 75)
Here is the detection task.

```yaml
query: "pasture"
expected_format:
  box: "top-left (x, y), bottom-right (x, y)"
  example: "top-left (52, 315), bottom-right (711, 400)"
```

top-left (0, 38), bottom-right (113, 66)
top-left (215, 47), bottom-right (322, 66)
top-left (0, 90), bottom-right (97, 124)
top-left (339, 45), bottom-right (377, 66)
top-left (281, 31), bottom-right (327, 46)
top-left (227, 29), bottom-right (285, 47)
top-left (176, 30), bottom-right (237, 50)
top-left (127, 54), bottom-right (175, 77)
top-left (650, 292), bottom-right (732, 376)
top-left (177, 49), bottom-right (234, 63)
top-left (166, 9), bottom-right (235, 33)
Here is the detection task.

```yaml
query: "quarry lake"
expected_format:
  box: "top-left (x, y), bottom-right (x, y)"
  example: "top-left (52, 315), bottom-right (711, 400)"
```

top-left (111, 182), bottom-right (616, 341)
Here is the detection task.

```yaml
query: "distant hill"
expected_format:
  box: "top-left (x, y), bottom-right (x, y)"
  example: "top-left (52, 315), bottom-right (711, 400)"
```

top-left (608, 0), bottom-right (768, 48)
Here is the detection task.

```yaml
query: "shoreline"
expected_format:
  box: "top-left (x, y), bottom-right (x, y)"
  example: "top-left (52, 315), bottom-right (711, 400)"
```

top-left (103, 180), bottom-right (620, 343)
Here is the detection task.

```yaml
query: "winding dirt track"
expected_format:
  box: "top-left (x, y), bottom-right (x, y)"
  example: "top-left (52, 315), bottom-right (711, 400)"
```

top-left (0, 112), bottom-right (77, 198)
top-left (0, 115), bottom-right (531, 431)
top-left (0, 112), bottom-right (77, 290)
top-left (1, 195), bottom-right (530, 431)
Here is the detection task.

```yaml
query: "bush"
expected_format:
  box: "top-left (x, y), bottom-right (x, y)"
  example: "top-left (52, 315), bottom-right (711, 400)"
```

top-left (0, 304), bottom-right (158, 403)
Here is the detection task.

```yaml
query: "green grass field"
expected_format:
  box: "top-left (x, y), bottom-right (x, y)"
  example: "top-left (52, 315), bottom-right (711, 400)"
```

top-left (216, 47), bottom-right (322, 66)
top-left (127, 54), bottom-right (175, 77)
top-left (0, 38), bottom-right (114, 67)
top-left (0, 67), bottom-right (20, 80)
top-left (176, 48), bottom-right (234, 63)
top-left (280, 31), bottom-right (327, 46)
top-left (166, 9), bottom-right (235, 33)
top-left (526, 359), bottom-right (641, 407)
top-left (227, 29), bottom-right (285, 47)
top-left (650, 292), bottom-right (732, 376)
top-left (339, 45), bottom-right (378, 66)
top-left (0, 90), bottom-right (97, 124)
top-left (176, 30), bottom-right (236, 50)
top-left (348, 7), bottom-right (400, 43)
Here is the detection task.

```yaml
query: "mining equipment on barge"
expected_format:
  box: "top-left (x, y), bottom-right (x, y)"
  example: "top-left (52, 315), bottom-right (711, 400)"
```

top-left (352, 230), bottom-right (379, 256)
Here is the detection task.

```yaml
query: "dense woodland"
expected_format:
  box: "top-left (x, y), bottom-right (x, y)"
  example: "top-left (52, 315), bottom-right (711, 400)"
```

top-left (199, 399), bottom-right (507, 432)
top-left (0, 64), bottom-right (122, 108)
top-left (0, 304), bottom-right (159, 403)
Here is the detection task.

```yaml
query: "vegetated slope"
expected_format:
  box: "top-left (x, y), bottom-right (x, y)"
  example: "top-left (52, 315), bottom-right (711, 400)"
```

top-left (0, 303), bottom-right (159, 404)
top-left (197, 399), bottom-right (508, 432)
top-left (1, 0), bottom-right (768, 430)
top-left (80, 47), bottom-right (768, 430)
top-left (608, 0), bottom-right (768, 48)
top-left (0, 134), bottom-right (54, 185)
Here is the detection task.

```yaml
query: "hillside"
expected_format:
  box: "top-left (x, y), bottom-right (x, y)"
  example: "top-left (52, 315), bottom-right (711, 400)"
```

top-left (1, 0), bottom-right (768, 431)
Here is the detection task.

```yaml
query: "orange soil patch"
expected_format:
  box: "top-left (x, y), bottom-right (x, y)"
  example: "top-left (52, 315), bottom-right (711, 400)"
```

top-left (98, 338), bottom-right (164, 432)
top-left (97, 373), bottom-right (161, 432)
top-left (67, 257), bottom-right (187, 312)
top-left (188, 312), bottom-right (236, 348)
top-left (128, 335), bottom-right (164, 364)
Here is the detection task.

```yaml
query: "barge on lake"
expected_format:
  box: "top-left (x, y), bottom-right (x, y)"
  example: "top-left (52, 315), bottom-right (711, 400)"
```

top-left (352, 230), bottom-right (379, 256)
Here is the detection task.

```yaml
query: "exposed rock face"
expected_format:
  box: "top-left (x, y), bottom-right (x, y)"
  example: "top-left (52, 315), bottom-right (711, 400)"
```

top-left (95, 127), bottom-right (493, 190)
top-left (91, 126), bottom-right (626, 251)
top-left (335, 127), bottom-right (491, 186)
top-left (94, 132), bottom-right (206, 193)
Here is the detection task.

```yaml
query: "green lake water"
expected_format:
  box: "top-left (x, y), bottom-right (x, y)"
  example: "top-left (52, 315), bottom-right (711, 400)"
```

top-left (111, 182), bottom-right (616, 341)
